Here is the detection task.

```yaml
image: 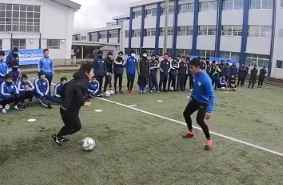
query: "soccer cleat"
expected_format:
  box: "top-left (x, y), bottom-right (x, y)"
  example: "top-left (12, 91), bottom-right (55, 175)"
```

top-left (59, 136), bottom-right (70, 143)
top-left (204, 139), bottom-right (213, 151)
top-left (52, 135), bottom-right (63, 146)
top-left (182, 131), bottom-right (194, 139)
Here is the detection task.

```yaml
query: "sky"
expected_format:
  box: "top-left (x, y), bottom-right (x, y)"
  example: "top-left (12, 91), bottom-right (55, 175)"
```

top-left (72, 0), bottom-right (140, 32)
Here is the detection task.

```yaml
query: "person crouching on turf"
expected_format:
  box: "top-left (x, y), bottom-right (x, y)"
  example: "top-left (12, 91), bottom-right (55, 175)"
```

top-left (218, 76), bottom-right (228, 90)
top-left (52, 63), bottom-right (94, 145)
top-left (34, 72), bottom-right (52, 109)
top-left (51, 77), bottom-right (68, 104)
top-left (229, 75), bottom-right (237, 91)
top-left (17, 73), bottom-right (34, 108)
top-left (0, 74), bottom-right (21, 113)
top-left (88, 76), bottom-right (100, 98)
top-left (182, 58), bottom-right (215, 151)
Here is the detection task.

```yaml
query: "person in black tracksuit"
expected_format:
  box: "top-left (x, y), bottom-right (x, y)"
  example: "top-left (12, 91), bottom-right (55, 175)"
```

top-left (104, 52), bottom-right (114, 92)
top-left (258, 66), bottom-right (267, 88)
top-left (53, 63), bottom-right (93, 145)
top-left (114, 52), bottom-right (124, 94)
top-left (178, 56), bottom-right (188, 91)
top-left (168, 58), bottom-right (179, 91)
top-left (149, 55), bottom-right (159, 92)
top-left (159, 54), bottom-right (170, 92)
top-left (138, 53), bottom-right (149, 94)
top-left (248, 65), bottom-right (258, 88)
top-left (237, 64), bottom-right (247, 87)
top-left (93, 50), bottom-right (106, 95)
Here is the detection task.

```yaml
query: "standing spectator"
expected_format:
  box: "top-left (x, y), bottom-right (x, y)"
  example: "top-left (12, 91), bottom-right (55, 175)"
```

top-left (258, 66), bottom-right (267, 88)
top-left (0, 51), bottom-right (8, 84)
top-left (159, 53), bottom-right (170, 92)
top-left (38, 49), bottom-right (54, 86)
top-left (138, 52), bottom-right (149, 94)
top-left (93, 50), bottom-right (106, 96)
top-left (6, 47), bottom-right (19, 69)
top-left (125, 51), bottom-right (138, 95)
top-left (8, 63), bottom-right (22, 84)
top-left (168, 57), bottom-right (179, 91)
top-left (178, 56), bottom-right (188, 91)
top-left (113, 51), bottom-right (124, 94)
top-left (104, 52), bottom-right (114, 93)
top-left (248, 65), bottom-right (258, 88)
top-left (149, 55), bottom-right (159, 92)
top-left (238, 64), bottom-right (247, 87)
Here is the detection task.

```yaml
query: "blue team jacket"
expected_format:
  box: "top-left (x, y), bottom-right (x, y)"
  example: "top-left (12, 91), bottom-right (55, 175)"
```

top-left (34, 79), bottom-right (49, 97)
top-left (54, 83), bottom-right (65, 98)
top-left (38, 57), bottom-right (54, 75)
top-left (0, 60), bottom-right (8, 77)
top-left (88, 80), bottom-right (100, 96)
top-left (0, 82), bottom-right (19, 99)
top-left (191, 71), bottom-right (215, 113)
top-left (125, 56), bottom-right (137, 76)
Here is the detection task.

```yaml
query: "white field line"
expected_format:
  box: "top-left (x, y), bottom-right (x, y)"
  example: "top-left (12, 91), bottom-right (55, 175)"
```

top-left (99, 98), bottom-right (283, 158)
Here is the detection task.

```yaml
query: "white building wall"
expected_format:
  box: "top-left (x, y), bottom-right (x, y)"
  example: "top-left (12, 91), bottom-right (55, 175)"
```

top-left (271, 1), bottom-right (283, 79)
top-left (0, 0), bottom-right (77, 62)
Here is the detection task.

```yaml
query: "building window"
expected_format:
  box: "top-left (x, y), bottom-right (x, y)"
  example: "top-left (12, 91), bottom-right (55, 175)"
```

top-left (281, 0), bottom-right (283, 7)
top-left (223, 0), bottom-right (243, 10)
top-left (109, 30), bottom-right (119, 38)
top-left (145, 7), bottom-right (157, 17)
top-left (199, 1), bottom-right (217, 12)
top-left (12, 39), bottom-right (26, 49)
top-left (47, 39), bottom-right (60, 49)
top-left (250, 0), bottom-right (272, 9)
top-left (160, 2), bottom-right (175, 15)
top-left (198, 50), bottom-right (215, 58)
top-left (160, 27), bottom-right (174, 36)
top-left (144, 28), bottom-right (156, 37)
top-left (222, 25), bottom-right (242, 36)
top-left (99, 31), bottom-right (107, 39)
top-left (132, 29), bottom-right (141, 37)
top-left (248, 25), bottom-right (272, 37)
top-left (276, 60), bottom-right (283, 68)
top-left (125, 30), bottom-right (129, 38)
top-left (132, 9), bottom-right (142, 19)
top-left (178, 2), bottom-right (193, 13)
top-left (246, 53), bottom-right (270, 67)
top-left (219, 51), bottom-right (240, 60)
top-left (88, 32), bottom-right (99, 42)
top-left (0, 3), bottom-right (40, 32)
top-left (198, 25), bottom-right (216, 35)
top-left (177, 26), bottom-right (193, 36)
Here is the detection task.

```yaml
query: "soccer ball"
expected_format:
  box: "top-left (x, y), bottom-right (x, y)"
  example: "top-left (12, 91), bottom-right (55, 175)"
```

top-left (81, 137), bottom-right (96, 151)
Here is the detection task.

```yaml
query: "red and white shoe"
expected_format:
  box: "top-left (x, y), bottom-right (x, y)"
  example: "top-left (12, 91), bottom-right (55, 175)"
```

top-left (204, 139), bottom-right (213, 151)
top-left (182, 131), bottom-right (194, 139)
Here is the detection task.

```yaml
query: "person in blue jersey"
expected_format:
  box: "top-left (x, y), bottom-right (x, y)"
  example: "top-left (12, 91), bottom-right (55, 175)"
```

top-left (38, 49), bottom-right (54, 86)
top-left (113, 51), bottom-right (124, 94)
top-left (51, 77), bottom-right (68, 104)
top-left (0, 74), bottom-right (21, 114)
top-left (182, 58), bottom-right (215, 151)
top-left (34, 72), bottom-right (52, 109)
top-left (88, 76), bottom-right (100, 98)
top-left (93, 50), bottom-right (106, 96)
top-left (124, 51), bottom-right (138, 95)
top-left (159, 53), bottom-right (170, 92)
top-left (6, 47), bottom-right (19, 69)
top-left (149, 54), bottom-right (159, 93)
top-left (0, 51), bottom-right (8, 84)
top-left (17, 73), bottom-right (34, 107)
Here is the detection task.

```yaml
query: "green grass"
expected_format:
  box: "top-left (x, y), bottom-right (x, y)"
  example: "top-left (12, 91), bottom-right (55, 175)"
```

top-left (0, 73), bottom-right (283, 185)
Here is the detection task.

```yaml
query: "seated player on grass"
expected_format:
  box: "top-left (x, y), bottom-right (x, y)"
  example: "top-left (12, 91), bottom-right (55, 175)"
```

top-left (88, 76), bottom-right (100, 98)
top-left (34, 72), bottom-right (52, 109)
top-left (50, 77), bottom-right (68, 104)
top-left (0, 74), bottom-right (21, 114)
top-left (218, 76), bottom-right (228, 90)
top-left (17, 73), bottom-right (34, 108)
top-left (229, 75), bottom-right (237, 91)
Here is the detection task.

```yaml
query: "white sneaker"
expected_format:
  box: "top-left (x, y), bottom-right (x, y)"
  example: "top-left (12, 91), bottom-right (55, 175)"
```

top-left (14, 105), bottom-right (19, 111)
top-left (2, 108), bottom-right (7, 114)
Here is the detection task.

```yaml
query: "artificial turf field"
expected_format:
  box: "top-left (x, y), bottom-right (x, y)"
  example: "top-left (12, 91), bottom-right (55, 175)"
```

top-left (1, 72), bottom-right (283, 185)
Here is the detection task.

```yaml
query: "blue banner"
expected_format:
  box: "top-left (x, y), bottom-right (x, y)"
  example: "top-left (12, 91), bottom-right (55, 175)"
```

top-left (4, 49), bottom-right (43, 66)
